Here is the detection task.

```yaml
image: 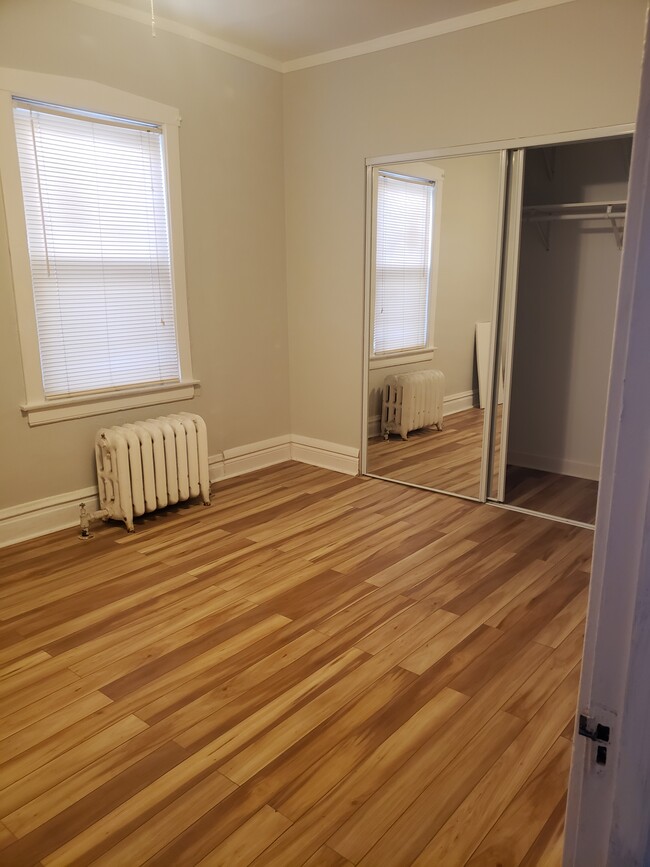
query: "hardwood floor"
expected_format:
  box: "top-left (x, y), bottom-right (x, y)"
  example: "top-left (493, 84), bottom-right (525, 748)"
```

top-left (0, 462), bottom-right (593, 865)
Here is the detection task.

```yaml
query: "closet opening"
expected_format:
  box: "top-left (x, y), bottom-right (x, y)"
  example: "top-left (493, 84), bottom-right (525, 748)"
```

top-left (489, 135), bottom-right (633, 527)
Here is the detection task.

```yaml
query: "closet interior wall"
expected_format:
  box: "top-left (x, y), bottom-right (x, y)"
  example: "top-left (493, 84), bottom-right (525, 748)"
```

top-left (504, 138), bottom-right (631, 524)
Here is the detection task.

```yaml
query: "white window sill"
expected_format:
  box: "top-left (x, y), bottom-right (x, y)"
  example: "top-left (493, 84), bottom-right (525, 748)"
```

top-left (369, 348), bottom-right (437, 370)
top-left (21, 380), bottom-right (199, 426)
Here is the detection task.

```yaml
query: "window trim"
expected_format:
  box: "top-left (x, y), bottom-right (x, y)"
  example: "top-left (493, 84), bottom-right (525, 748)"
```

top-left (369, 163), bottom-right (444, 364)
top-left (0, 68), bottom-right (197, 426)
top-left (368, 347), bottom-right (438, 370)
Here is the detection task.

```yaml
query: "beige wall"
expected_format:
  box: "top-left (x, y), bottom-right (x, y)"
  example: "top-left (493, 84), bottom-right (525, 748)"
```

top-left (283, 0), bottom-right (646, 449)
top-left (0, 0), bottom-right (290, 509)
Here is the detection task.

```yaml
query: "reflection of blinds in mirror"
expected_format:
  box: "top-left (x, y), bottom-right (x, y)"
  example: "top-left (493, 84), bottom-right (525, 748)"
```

top-left (373, 173), bottom-right (435, 354)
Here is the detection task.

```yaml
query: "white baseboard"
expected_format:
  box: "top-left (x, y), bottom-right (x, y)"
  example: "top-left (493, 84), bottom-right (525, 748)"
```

top-left (0, 486), bottom-right (100, 549)
top-left (291, 435), bottom-right (359, 476)
top-left (209, 435), bottom-right (292, 482)
top-left (508, 451), bottom-right (600, 481)
top-left (0, 434), bottom-right (359, 547)
top-left (443, 389), bottom-right (477, 416)
top-left (209, 434), bottom-right (359, 480)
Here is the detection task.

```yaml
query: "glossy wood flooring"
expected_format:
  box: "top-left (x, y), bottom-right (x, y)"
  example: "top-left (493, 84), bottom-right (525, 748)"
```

top-left (0, 462), bottom-right (593, 866)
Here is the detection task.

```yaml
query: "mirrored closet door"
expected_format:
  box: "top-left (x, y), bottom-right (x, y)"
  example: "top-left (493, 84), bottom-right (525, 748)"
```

top-left (362, 132), bottom-right (633, 528)
top-left (363, 150), bottom-right (507, 501)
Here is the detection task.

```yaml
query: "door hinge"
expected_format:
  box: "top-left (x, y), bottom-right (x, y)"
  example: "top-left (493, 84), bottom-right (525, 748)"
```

top-left (578, 714), bottom-right (611, 766)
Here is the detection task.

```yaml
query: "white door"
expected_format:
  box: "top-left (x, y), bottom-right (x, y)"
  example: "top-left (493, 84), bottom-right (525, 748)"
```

top-left (563, 13), bottom-right (650, 865)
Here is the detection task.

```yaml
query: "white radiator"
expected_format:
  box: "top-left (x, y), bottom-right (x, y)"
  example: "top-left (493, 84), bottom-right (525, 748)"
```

top-left (95, 412), bottom-right (210, 532)
top-left (382, 370), bottom-right (445, 440)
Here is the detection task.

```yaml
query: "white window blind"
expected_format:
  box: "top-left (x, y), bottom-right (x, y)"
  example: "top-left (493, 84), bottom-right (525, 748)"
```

top-left (373, 172), bottom-right (435, 355)
top-left (13, 99), bottom-right (180, 399)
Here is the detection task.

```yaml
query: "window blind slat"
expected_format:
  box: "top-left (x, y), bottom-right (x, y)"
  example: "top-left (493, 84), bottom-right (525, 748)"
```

top-left (373, 173), bottom-right (435, 355)
top-left (13, 101), bottom-right (180, 399)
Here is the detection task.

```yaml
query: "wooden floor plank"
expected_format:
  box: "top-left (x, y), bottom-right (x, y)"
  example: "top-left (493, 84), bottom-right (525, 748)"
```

top-left (519, 792), bottom-right (568, 866)
top-left (195, 804), bottom-right (291, 866)
top-left (465, 736), bottom-right (572, 866)
top-left (0, 820), bottom-right (16, 851)
top-left (302, 844), bottom-right (354, 867)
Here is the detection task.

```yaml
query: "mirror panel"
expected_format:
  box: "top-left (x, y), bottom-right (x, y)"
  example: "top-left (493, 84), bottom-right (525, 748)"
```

top-left (364, 150), bottom-right (506, 499)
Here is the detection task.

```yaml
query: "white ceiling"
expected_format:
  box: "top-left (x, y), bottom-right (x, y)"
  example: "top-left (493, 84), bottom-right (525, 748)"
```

top-left (98, 0), bottom-right (570, 65)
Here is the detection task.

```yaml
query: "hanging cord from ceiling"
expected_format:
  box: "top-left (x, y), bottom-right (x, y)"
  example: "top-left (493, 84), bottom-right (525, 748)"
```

top-left (150, 0), bottom-right (156, 37)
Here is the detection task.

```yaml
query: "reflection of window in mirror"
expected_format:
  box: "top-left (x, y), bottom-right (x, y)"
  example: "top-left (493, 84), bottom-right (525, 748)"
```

top-left (371, 166), bottom-right (443, 368)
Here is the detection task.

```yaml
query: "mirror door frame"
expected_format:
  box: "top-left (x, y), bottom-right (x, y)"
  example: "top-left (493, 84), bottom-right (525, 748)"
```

top-left (361, 146), bottom-right (508, 502)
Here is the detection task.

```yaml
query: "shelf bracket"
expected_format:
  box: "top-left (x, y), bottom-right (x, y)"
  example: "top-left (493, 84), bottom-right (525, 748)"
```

top-left (542, 147), bottom-right (556, 181)
top-left (534, 220), bottom-right (550, 252)
top-left (621, 138), bottom-right (632, 177)
top-left (607, 205), bottom-right (624, 251)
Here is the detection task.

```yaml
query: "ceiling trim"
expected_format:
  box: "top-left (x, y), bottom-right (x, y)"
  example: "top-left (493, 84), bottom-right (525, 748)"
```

top-left (71, 0), bottom-right (577, 75)
top-left (70, 0), bottom-right (283, 71)
top-left (283, 0), bottom-right (577, 73)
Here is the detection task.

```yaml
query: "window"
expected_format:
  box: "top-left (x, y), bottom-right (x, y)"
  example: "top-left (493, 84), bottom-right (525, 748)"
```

top-left (0, 71), bottom-right (195, 424)
top-left (371, 168), bottom-right (442, 365)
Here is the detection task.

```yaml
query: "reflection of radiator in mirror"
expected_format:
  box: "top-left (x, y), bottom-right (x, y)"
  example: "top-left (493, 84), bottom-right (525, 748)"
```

top-left (382, 370), bottom-right (445, 440)
top-left (476, 321), bottom-right (504, 409)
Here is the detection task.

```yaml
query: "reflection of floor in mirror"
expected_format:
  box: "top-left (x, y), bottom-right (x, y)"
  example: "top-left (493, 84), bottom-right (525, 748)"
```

top-left (506, 465), bottom-right (598, 525)
top-left (367, 407), bottom-right (485, 498)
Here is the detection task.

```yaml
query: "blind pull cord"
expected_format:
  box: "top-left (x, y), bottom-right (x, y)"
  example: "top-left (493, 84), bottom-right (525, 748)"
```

top-left (29, 112), bottom-right (52, 278)
top-left (150, 0), bottom-right (156, 37)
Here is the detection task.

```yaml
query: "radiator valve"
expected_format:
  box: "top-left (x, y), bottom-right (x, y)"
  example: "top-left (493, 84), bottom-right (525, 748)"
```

top-left (79, 502), bottom-right (109, 540)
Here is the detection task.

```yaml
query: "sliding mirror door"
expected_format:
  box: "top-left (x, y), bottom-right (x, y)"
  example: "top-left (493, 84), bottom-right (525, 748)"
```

top-left (488, 149), bottom-right (526, 502)
top-left (363, 150), bottom-right (507, 499)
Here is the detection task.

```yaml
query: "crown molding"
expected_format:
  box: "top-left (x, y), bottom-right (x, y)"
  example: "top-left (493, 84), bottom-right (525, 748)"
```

top-left (283, 0), bottom-right (577, 72)
top-left (71, 0), bottom-right (576, 75)
top-left (70, 0), bottom-right (283, 72)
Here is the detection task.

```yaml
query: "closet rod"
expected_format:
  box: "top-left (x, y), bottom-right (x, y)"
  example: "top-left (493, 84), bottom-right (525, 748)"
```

top-left (524, 212), bottom-right (626, 222)
top-left (523, 199), bottom-right (626, 221)
top-left (524, 199), bottom-right (626, 209)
